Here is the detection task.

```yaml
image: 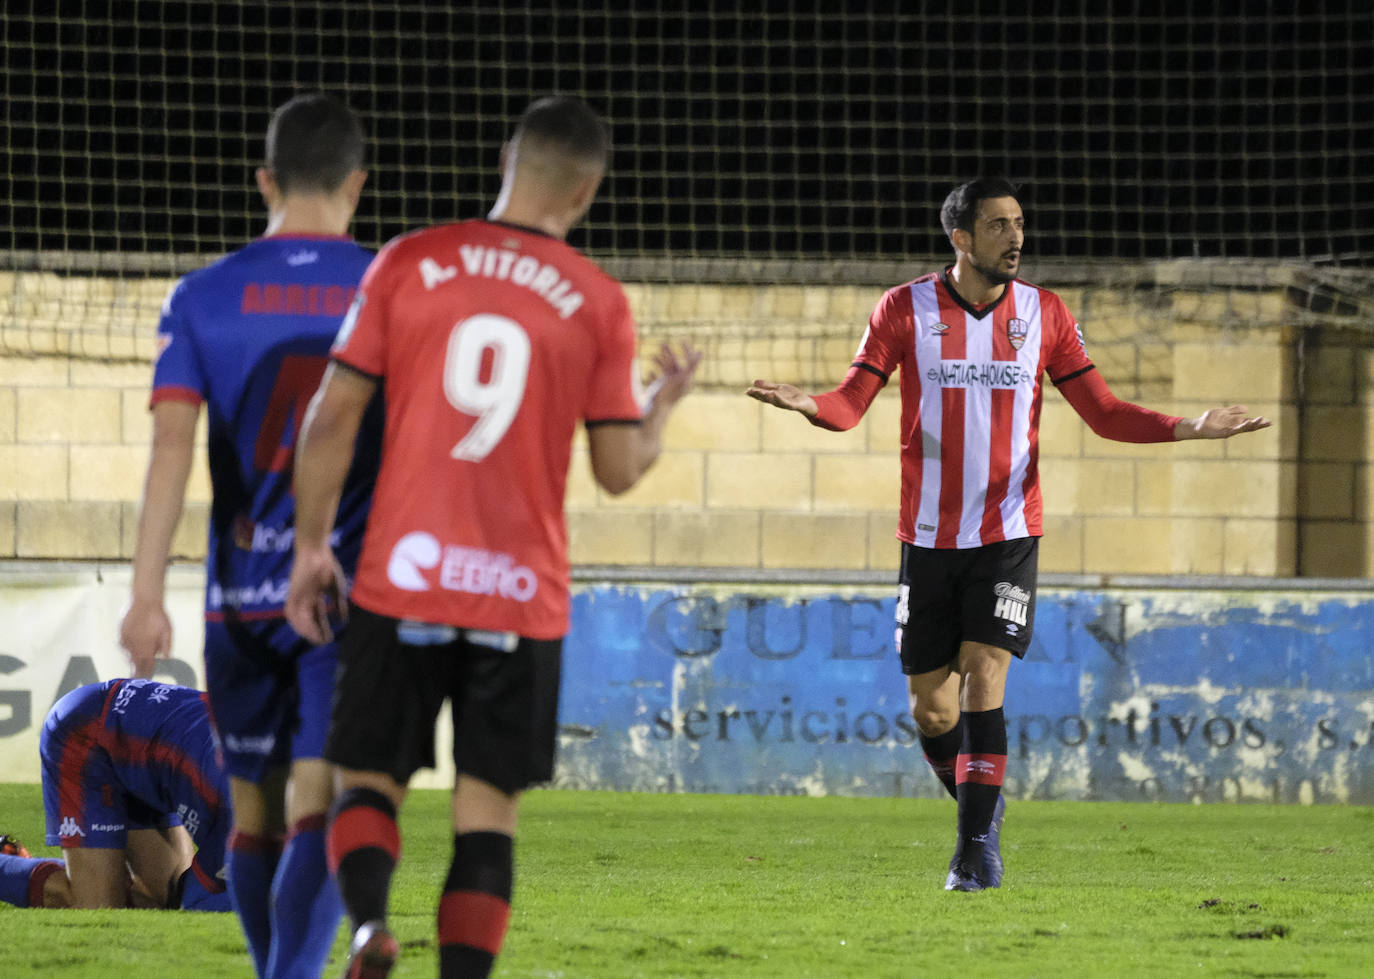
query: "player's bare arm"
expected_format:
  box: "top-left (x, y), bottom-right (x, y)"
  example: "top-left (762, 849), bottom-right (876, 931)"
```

top-left (120, 399), bottom-right (199, 678)
top-left (588, 341), bottom-right (703, 495)
top-left (286, 361), bottom-right (378, 644)
top-left (745, 378), bottom-right (818, 418)
top-left (1174, 405), bottom-right (1272, 440)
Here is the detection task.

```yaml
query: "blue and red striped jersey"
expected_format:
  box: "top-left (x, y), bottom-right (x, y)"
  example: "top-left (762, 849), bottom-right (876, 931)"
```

top-left (151, 234), bottom-right (381, 620)
top-left (43, 679), bottom-right (226, 853)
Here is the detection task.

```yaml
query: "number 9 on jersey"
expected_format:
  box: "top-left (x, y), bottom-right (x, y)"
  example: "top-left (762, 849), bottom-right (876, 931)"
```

top-left (443, 313), bottom-right (532, 462)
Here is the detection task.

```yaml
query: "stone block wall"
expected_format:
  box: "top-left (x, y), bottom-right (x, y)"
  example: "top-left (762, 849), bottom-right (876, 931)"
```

top-left (1, 269), bottom-right (1367, 577)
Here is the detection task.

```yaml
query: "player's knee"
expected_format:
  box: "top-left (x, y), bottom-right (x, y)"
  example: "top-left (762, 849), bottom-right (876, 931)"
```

top-left (909, 699), bottom-right (960, 736)
top-left (285, 758), bottom-right (337, 822)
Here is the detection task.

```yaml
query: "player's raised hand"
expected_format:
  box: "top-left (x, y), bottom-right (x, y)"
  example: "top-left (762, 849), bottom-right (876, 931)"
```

top-left (285, 545), bottom-right (349, 644)
top-left (644, 341), bottom-right (703, 410)
top-left (746, 379), bottom-right (819, 418)
top-left (119, 601), bottom-right (172, 679)
top-left (1180, 405), bottom-right (1272, 440)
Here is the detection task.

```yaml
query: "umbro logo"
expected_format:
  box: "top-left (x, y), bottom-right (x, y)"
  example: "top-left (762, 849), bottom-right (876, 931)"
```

top-left (967, 760), bottom-right (997, 775)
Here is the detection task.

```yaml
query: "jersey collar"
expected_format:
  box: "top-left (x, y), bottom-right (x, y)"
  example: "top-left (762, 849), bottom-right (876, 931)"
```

top-left (484, 218), bottom-right (556, 240)
top-left (257, 233), bottom-right (356, 242)
top-left (939, 266), bottom-right (1013, 320)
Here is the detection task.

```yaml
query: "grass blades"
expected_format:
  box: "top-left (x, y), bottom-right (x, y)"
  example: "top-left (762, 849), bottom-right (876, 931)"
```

top-left (1, 784), bottom-right (1371, 977)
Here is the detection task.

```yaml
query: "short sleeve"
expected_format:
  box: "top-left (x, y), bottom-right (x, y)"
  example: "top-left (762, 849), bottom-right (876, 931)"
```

top-left (584, 285), bottom-right (644, 424)
top-left (852, 286), bottom-right (912, 380)
top-left (331, 241), bottom-right (398, 379)
top-left (150, 278), bottom-right (205, 407)
top-left (1042, 292), bottom-right (1094, 383)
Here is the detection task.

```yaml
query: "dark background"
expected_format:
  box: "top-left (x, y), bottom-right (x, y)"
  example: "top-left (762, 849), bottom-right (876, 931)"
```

top-left (2, 0), bottom-right (1370, 264)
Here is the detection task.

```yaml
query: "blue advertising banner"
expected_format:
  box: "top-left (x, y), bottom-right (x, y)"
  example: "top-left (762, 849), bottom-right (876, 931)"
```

top-left (555, 585), bottom-right (1374, 804)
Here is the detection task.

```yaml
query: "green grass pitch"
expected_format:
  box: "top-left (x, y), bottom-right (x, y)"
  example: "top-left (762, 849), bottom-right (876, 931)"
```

top-left (1, 783), bottom-right (1371, 977)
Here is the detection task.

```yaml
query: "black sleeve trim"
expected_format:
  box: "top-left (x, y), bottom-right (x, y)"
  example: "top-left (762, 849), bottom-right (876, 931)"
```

top-left (853, 361), bottom-right (889, 383)
top-left (1050, 364), bottom-right (1096, 386)
top-left (585, 417), bottom-right (643, 429)
top-left (330, 356), bottom-right (382, 382)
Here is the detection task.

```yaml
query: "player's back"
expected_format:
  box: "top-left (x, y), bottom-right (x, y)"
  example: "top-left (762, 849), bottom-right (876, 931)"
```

top-left (153, 235), bottom-right (381, 619)
top-left (334, 219), bottom-right (642, 639)
top-left (44, 679), bottom-right (227, 836)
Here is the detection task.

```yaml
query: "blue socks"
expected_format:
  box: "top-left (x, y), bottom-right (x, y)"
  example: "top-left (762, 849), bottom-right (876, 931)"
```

top-left (228, 829), bottom-right (282, 974)
top-left (266, 814), bottom-right (344, 978)
top-left (0, 853), bottom-right (64, 908)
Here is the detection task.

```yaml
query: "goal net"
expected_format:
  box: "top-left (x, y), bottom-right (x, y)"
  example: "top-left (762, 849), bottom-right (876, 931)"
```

top-left (2, 2), bottom-right (1370, 385)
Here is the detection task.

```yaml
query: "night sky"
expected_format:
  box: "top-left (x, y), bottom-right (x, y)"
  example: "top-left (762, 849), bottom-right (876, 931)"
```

top-left (2, 1), bottom-right (1370, 265)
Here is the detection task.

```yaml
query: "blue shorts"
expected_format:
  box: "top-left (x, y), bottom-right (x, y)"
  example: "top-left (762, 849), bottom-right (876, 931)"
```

top-left (203, 617), bottom-right (339, 781)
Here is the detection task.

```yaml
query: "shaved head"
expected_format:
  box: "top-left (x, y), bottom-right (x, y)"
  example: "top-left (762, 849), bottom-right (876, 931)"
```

top-left (508, 96), bottom-right (610, 188)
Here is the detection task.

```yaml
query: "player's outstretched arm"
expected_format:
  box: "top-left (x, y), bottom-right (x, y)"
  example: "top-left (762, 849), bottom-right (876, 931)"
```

top-left (747, 363), bottom-right (883, 433)
top-left (286, 362), bottom-right (377, 644)
top-left (588, 342), bottom-right (702, 495)
top-left (1174, 405), bottom-right (1272, 440)
top-left (1059, 368), bottom-right (1271, 445)
top-left (120, 400), bottom-right (199, 678)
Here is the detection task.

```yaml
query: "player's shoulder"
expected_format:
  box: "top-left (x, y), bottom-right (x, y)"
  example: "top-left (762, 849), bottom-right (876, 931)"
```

top-left (365, 221), bottom-right (470, 282)
top-left (885, 270), bottom-right (942, 303)
top-left (169, 236), bottom-right (371, 295)
top-left (1010, 275), bottom-right (1062, 302)
top-left (869, 274), bottom-right (933, 319)
top-left (1012, 277), bottom-right (1073, 317)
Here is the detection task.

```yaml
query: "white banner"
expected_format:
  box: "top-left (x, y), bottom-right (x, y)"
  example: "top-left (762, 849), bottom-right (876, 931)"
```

top-left (0, 563), bottom-right (454, 789)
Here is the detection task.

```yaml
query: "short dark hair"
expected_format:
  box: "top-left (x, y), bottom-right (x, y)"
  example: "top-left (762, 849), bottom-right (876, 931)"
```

top-left (940, 177), bottom-right (1021, 238)
top-left (511, 96), bottom-right (611, 169)
top-left (265, 93), bottom-right (365, 195)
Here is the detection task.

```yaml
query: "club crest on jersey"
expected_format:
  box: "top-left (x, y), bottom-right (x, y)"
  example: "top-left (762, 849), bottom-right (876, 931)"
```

top-left (1006, 318), bottom-right (1029, 350)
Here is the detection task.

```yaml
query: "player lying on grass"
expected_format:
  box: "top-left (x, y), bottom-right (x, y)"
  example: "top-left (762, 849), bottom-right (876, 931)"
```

top-left (0, 679), bottom-right (232, 910)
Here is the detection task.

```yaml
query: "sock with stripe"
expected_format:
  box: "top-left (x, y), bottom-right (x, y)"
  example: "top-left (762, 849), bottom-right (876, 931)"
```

top-left (0, 853), bottom-right (65, 908)
top-left (438, 831), bottom-right (513, 978)
top-left (227, 829), bottom-right (283, 974)
top-left (954, 707), bottom-right (1008, 873)
top-left (266, 813), bottom-right (344, 978)
top-left (918, 718), bottom-right (964, 800)
top-left (326, 787), bottom-right (401, 930)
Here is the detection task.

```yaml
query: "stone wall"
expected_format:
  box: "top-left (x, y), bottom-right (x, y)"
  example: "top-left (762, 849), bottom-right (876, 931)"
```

top-left (1, 271), bottom-right (1368, 577)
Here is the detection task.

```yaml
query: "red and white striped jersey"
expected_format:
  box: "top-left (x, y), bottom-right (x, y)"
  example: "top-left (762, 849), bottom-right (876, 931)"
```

top-left (851, 270), bottom-right (1093, 549)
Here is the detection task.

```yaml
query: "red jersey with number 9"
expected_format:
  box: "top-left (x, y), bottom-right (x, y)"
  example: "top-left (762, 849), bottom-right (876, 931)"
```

top-left (331, 219), bottom-right (643, 638)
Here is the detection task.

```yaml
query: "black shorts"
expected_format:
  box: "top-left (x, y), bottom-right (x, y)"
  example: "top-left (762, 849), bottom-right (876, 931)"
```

top-left (896, 537), bottom-right (1038, 675)
top-left (325, 603), bottom-right (562, 795)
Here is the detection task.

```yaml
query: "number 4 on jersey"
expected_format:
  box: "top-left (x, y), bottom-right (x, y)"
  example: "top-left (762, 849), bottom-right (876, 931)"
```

top-left (444, 314), bottom-right (531, 461)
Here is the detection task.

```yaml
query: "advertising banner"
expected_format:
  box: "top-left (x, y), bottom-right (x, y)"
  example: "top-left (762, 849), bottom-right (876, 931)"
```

top-left (1, 567), bottom-right (1371, 803)
top-left (556, 585), bottom-right (1374, 804)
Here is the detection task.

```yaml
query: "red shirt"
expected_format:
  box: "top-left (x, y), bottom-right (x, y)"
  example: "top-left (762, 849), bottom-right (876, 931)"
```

top-left (332, 219), bottom-right (642, 637)
top-left (814, 270), bottom-right (1178, 548)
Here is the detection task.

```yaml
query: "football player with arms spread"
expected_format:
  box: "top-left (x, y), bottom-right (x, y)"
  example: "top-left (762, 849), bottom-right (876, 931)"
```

top-left (749, 177), bottom-right (1269, 892)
